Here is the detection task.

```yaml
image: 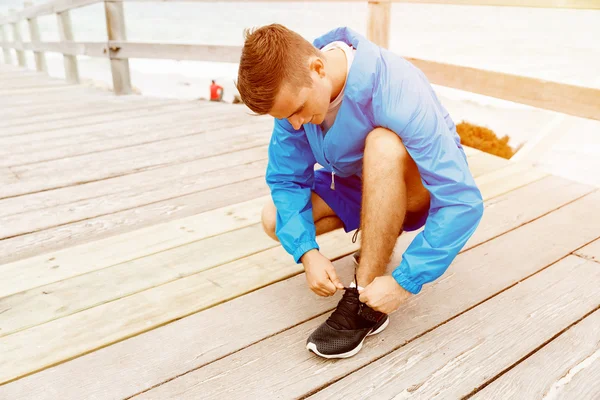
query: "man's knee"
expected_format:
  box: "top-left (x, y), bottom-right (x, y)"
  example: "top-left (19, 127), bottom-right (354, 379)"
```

top-left (261, 201), bottom-right (279, 241)
top-left (365, 127), bottom-right (408, 162)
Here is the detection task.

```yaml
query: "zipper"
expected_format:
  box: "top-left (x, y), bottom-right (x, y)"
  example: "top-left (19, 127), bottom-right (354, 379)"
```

top-left (330, 171), bottom-right (336, 190)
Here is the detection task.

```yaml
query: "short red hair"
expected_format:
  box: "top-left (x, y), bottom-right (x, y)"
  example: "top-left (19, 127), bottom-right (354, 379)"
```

top-left (236, 24), bottom-right (322, 115)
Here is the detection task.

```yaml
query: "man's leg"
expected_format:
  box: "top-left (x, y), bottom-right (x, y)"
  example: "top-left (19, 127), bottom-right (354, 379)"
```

top-left (356, 127), bottom-right (430, 287)
top-left (261, 191), bottom-right (344, 241)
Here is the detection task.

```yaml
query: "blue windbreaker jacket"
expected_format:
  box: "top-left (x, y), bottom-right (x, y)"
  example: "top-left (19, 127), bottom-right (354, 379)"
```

top-left (265, 27), bottom-right (484, 294)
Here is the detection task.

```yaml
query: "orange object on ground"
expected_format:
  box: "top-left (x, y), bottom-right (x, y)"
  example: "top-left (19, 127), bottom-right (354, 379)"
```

top-left (210, 80), bottom-right (224, 101)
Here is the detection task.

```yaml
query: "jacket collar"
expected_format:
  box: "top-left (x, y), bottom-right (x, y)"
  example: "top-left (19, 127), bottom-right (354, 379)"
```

top-left (312, 27), bottom-right (379, 107)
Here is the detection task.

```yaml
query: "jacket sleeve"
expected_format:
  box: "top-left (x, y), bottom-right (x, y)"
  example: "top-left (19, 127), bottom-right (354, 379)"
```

top-left (374, 60), bottom-right (484, 294)
top-left (266, 118), bottom-right (319, 263)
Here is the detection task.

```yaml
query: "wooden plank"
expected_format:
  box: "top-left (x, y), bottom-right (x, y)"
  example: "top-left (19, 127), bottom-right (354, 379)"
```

top-left (104, 1), bottom-right (132, 94)
top-left (367, 1), bottom-right (391, 49)
top-left (471, 308), bottom-right (600, 400)
top-left (0, 110), bottom-right (254, 167)
top-left (26, 6), bottom-right (48, 73)
top-left (0, 148), bottom-right (268, 239)
top-left (0, 93), bottom-right (114, 116)
top-left (0, 95), bottom-right (187, 120)
top-left (0, 76), bottom-right (65, 88)
top-left (0, 167), bottom-right (19, 185)
top-left (1, 184), bottom-right (598, 391)
top-left (111, 41), bottom-right (244, 63)
top-left (465, 175), bottom-right (593, 249)
top-left (1, 119), bottom-right (271, 198)
top-left (0, 26), bottom-right (12, 63)
top-left (408, 57), bottom-right (600, 121)
top-left (0, 97), bottom-right (176, 130)
top-left (0, 84), bottom-right (101, 99)
top-left (0, 101), bottom-right (241, 141)
top-left (0, 79), bottom-right (67, 90)
top-left (394, 0), bottom-right (600, 8)
top-left (0, 83), bottom-right (77, 94)
top-left (0, 176), bottom-right (269, 264)
top-left (0, 95), bottom-right (181, 125)
top-left (114, 0), bottom-right (600, 7)
top-left (475, 161), bottom-right (548, 199)
top-left (56, 10), bottom-right (79, 83)
top-left (1, 0), bottom-right (99, 23)
top-left (0, 70), bottom-right (42, 78)
top-left (0, 196), bottom-right (266, 298)
top-left (10, 11), bottom-right (26, 67)
top-left (308, 257), bottom-right (600, 400)
top-left (465, 150), bottom-right (509, 177)
top-left (0, 104), bottom-right (231, 161)
top-left (0, 40), bottom-right (106, 57)
top-left (0, 91), bottom-right (110, 109)
top-left (574, 238), bottom-right (600, 263)
top-left (0, 100), bottom-right (198, 136)
top-left (0, 70), bottom-right (52, 78)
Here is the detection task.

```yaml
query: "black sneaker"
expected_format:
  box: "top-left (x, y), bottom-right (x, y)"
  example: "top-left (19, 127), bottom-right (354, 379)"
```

top-left (306, 287), bottom-right (389, 359)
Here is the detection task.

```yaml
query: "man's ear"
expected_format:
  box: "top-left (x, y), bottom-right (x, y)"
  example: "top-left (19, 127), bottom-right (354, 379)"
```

top-left (309, 56), bottom-right (326, 78)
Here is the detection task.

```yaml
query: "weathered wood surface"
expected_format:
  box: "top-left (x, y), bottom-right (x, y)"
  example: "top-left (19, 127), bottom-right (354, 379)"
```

top-left (471, 309), bottom-right (600, 400)
top-left (1, 170), bottom-right (583, 340)
top-left (1, 175), bottom-right (593, 399)
top-left (122, 191), bottom-right (600, 399)
top-left (575, 238), bottom-right (600, 263)
top-left (0, 176), bottom-right (269, 264)
top-left (309, 256), bottom-right (600, 400)
top-left (136, 256), bottom-right (600, 400)
top-left (1, 66), bottom-right (598, 399)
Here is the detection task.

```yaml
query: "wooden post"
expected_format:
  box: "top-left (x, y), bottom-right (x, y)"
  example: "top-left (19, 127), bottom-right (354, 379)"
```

top-left (57, 10), bottom-right (79, 83)
top-left (0, 25), bottom-right (12, 64)
top-left (10, 9), bottom-right (26, 66)
top-left (25, 1), bottom-right (47, 73)
top-left (367, 0), bottom-right (391, 49)
top-left (104, 1), bottom-right (132, 95)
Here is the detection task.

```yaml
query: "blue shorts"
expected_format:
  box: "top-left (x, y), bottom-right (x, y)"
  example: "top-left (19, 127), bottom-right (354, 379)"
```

top-left (312, 169), bottom-right (428, 233)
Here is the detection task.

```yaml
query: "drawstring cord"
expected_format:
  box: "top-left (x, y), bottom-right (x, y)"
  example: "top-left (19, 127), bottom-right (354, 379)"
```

top-left (352, 228), bottom-right (360, 244)
top-left (330, 171), bottom-right (336, 190)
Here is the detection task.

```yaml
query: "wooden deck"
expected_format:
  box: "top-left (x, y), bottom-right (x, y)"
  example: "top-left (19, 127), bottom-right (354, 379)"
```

top-left (1, 63), bottom-right (599, 399)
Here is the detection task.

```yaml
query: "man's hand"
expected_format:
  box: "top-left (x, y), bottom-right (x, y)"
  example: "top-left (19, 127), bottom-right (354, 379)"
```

top-left (359, 276), bottom-right (411, 314)
top-left (301, 249), bottom-right (344, 297)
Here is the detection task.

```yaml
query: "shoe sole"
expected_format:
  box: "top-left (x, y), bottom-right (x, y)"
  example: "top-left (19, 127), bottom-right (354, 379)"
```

top-left (306, 317), bottom-right (390, 359)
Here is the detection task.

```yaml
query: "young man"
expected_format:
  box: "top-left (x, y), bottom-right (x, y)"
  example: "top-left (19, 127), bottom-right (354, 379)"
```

top-left (236, 25), bottom-right (484, 359)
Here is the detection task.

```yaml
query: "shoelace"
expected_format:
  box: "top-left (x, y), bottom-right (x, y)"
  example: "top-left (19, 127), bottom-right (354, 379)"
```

top-left (326, 287), bottom-right (362, 331)
top-left (327, 270), bottom-right (376, 330)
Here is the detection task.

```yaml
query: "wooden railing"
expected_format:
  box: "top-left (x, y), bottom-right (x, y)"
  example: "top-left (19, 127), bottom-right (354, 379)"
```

top-left (1, 0), bottom-right (599, 122)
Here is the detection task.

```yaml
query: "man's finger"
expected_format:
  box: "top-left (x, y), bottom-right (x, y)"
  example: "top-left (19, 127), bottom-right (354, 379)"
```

top-left (359, 289), bottom-right (369, 304)
top-left (326, 266), bottom-right (344, 290)
top-left (323, 279), bottom-right (337, 296)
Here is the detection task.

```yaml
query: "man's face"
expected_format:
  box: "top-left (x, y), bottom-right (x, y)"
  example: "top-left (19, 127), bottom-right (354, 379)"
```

top-left (269, 61), bottom-right (331, 130)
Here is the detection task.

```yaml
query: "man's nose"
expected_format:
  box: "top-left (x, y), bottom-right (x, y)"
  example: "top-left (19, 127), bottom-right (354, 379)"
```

top-left (288, 115), bottom-right (303, 130)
